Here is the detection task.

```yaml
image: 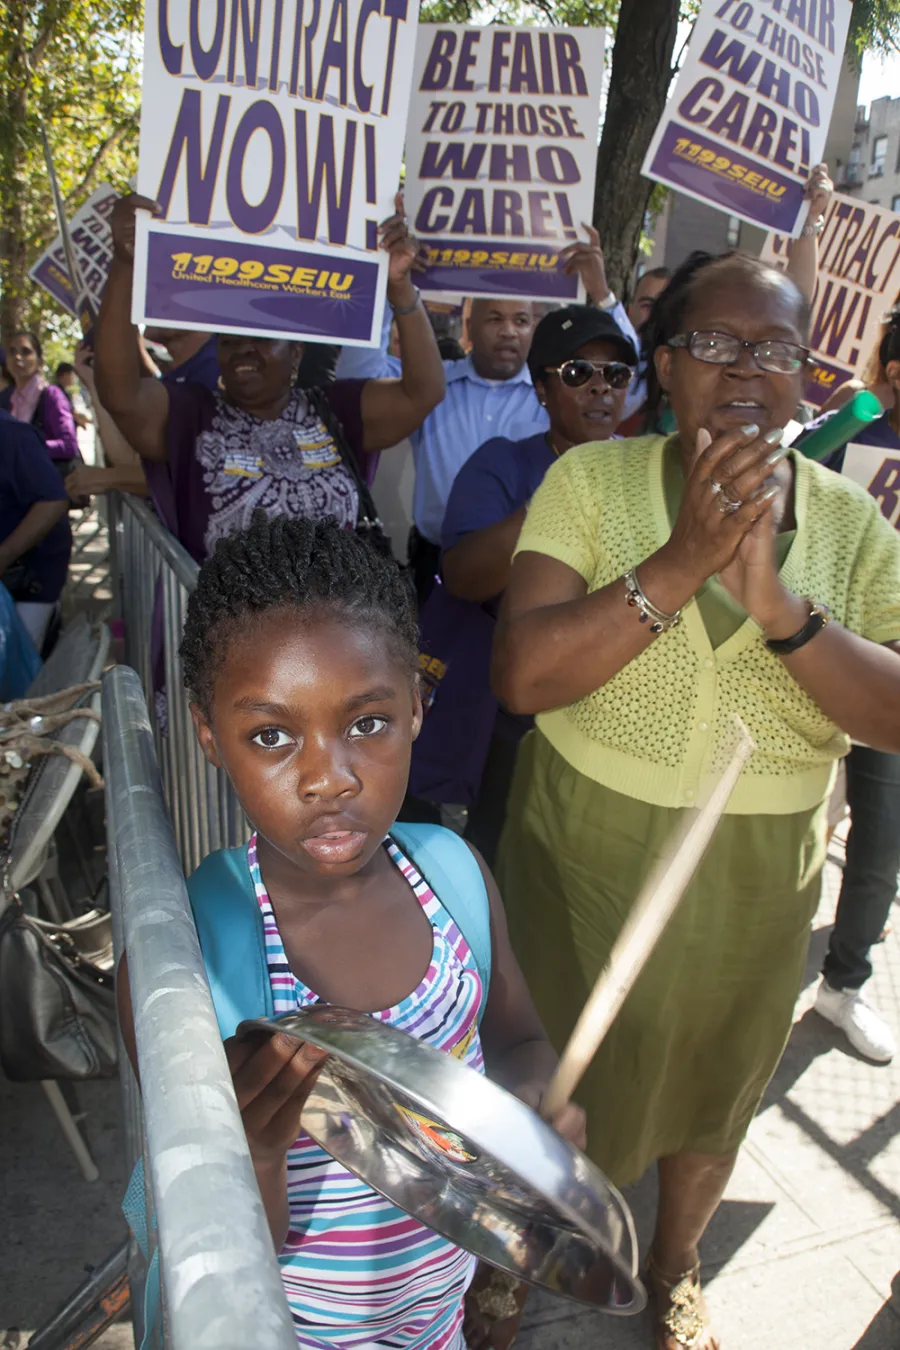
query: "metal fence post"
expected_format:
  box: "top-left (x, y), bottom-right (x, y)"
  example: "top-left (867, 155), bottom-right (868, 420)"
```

top-left (102, 666), bottom-right (296, 1350)
top-left (110, 494), bottom-right (247, 870)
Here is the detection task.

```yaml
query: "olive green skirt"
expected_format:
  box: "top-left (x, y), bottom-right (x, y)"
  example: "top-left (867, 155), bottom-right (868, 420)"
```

top-left (496, 731), bottom-right (827, 1186)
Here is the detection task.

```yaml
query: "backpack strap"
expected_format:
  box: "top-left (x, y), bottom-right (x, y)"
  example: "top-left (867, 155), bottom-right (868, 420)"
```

top-left (389, 822), bottom-right (492, 1023)
top-left (187, 843), bottom-right (274, 1038)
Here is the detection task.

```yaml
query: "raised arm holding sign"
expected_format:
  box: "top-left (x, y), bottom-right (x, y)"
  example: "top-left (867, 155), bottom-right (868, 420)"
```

top-left (642, 0), bottom-right (852, 237)
top-left (404, 24), bottom-right (606, 304)
top-left (132, 0), bottom-right (421, 346)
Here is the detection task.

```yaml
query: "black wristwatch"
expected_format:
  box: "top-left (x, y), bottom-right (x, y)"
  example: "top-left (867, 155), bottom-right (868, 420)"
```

top-left (765, 600), bottom-right (830, 655)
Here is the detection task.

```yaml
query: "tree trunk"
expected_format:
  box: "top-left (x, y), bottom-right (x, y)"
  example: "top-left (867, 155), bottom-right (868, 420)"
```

top-left (0, 4), bottom-right (31, 341)
top-left (593, 0), bottom-right (681, 296)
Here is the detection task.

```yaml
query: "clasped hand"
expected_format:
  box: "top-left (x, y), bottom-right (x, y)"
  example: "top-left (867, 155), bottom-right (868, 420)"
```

top-left (663, 425), bottom-right (795, 630)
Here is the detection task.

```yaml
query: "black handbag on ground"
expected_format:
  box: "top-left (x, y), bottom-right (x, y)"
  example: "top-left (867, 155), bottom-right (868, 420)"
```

top-left (0, 896), bottom-right (117, 1081)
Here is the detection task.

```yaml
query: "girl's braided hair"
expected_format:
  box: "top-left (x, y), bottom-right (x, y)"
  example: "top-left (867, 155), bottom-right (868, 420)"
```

top-left (180, 511), bottom-right (419, 714)
top-left (642, 250), bottom-right (811, 425)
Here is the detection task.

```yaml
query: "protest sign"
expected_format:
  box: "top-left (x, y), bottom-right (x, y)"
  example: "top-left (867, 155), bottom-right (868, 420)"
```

top-left (762, 192), bottom-right (900, 406)
top-left (30, 184), bottom-right (116, 327)
top-left (842, 443), bottom-right (900, 532)
top-left (643, 0), bottom-right (852, 237)
top-left (132, 0), bottom-right (419, 345)
top-left (404, 24), bottom-right (606, 303)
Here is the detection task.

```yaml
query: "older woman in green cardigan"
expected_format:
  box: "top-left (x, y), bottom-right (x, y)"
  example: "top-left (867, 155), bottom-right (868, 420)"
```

top-left (492, 251), bottom-right (900, 1350)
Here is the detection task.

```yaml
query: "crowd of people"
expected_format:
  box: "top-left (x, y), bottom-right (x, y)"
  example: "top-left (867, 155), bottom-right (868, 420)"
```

top-left (3, 161), bottom-right (900, 1350)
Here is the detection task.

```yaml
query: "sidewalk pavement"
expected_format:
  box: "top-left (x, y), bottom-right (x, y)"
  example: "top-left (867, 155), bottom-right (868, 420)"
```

top-left (1, 823), bottom-right (897, 1348)
top-left (519, 827), bottom-right (900, 1350)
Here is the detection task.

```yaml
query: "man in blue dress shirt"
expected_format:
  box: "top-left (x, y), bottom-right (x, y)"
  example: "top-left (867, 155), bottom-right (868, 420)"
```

top-left (337, 226), bottom-right (638, 601)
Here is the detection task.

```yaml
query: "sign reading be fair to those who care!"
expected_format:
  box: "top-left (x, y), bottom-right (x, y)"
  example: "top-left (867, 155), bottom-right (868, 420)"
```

top-left (643, 0), bottom-right (851, 237)
top-left (763, 193), bottom-right (900, 407)
top-left (404, 25), bottom-right (605, 303)
top-left (30, 185), bottom-right (117, 320)
top-left (132, 0), bottom-right (419, 345)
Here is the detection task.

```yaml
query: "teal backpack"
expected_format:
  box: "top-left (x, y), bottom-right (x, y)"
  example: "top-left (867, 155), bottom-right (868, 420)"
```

top-left (125, 822), bottom-right (492, 1348)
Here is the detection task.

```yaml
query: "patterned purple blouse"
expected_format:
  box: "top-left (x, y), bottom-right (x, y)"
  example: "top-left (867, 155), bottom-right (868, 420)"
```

top-left (0, 383), bottom-right (80, 461)
top-left (144, 380), bottom-right (367, 563)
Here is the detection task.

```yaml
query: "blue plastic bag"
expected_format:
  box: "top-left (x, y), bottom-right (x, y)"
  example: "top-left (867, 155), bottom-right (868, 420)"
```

top-left (0, 585), bottom-right (41, 700)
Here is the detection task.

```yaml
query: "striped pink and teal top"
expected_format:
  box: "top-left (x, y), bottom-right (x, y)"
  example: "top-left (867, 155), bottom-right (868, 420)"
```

top-left (248, 834), bottom-right (483, 1349)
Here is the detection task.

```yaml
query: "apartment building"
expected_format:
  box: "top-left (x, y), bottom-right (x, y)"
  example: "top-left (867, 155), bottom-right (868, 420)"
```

top-left (840, 94), bottom-right (900, 213)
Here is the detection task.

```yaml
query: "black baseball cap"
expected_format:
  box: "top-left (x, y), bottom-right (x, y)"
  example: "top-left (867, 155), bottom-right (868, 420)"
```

top-left (527, 304), bottom-right (638, 386)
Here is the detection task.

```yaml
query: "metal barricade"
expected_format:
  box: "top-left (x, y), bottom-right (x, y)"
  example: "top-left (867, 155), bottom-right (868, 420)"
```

top-left (103, 665), bottom-right (297, 1350)
top-left (107, 493), bottom-right (246, 875)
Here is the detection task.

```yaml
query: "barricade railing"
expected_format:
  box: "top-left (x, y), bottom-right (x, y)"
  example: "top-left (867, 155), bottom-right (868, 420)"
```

top-left (107, 493), bottom-right (246, 875)
top-left (103, 665), bottom-right (297, 1350)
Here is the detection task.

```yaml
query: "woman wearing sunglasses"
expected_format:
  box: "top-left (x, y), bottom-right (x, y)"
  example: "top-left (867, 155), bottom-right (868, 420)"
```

top-left (491, 250), bottom-right (900, 1350)
top-left (436, 306), bottom-right (637, 864)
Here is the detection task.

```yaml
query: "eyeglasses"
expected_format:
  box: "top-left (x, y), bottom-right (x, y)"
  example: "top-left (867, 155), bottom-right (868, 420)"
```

top-left (546, 359), bottom-right (635, 390)
top-left (668, 331), bottom-right (810, 374)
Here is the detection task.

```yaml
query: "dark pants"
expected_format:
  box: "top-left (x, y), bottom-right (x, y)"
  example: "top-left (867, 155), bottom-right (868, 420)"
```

top-left (823, 745), bottom-right (900, 992)
top-left (464, 731), bottom-right (521, 868)
top-left (408, 528), bottom-right (441, 609)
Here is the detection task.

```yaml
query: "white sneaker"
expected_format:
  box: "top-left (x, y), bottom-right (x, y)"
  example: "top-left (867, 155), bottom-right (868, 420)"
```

top-left (815, 980), bottom-right (896, 1063)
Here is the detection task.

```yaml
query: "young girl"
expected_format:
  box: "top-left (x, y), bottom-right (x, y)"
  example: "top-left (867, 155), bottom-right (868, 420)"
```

top-left (118, 510), bottom-right (584, 1350)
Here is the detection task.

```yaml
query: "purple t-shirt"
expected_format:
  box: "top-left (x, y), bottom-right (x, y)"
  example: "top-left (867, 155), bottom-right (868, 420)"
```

top-left (144, 380), bottom-right (367, 563)
top-left (0, 411), bottom-right (72, 601)
top-left (441, 431), bottom-right (555, 744)
top-left (441, 432), bottom-right (554, 552)
top-left (160, 337), bottom-right (220, 391)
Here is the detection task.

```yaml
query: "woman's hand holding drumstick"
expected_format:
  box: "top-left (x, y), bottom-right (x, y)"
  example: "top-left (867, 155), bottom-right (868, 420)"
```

top-left (541, 717), bottom-right (755, 1121)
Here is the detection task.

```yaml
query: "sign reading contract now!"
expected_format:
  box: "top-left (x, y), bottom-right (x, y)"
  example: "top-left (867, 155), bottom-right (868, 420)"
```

top-left (843, 444), bottom-right (900, 533)
top-left (762, 194), bottom-right (900, 408)
top-left (642, 0), bottom-right (851, 237)
top-left (132, 0), bottom-right (420, 345)
top-left (404, 24), bottom-right (606, 303)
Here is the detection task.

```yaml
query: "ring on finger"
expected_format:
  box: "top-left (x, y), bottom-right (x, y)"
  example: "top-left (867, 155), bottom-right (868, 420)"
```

top-left (710, 479), bottom-right (741, 512)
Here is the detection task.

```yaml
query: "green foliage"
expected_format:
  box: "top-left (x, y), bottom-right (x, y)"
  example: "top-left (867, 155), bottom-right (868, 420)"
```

top-left (848, 1), bottom-right (900, 61)
top-left (420, 0), bottom-right (617, 23)
top-left (0, 0), bottom-right (142, 341)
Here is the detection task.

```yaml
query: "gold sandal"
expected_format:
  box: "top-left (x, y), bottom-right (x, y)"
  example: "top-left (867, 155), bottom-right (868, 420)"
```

top-left (646, 1254), bottom-right (718, 1350)
top-left (463, 1266), bottom-right (528, 1349)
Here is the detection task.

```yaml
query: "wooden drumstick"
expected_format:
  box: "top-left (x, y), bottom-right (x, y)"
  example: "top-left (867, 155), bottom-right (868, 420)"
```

top-left (541, 718), bottom-right (755, 1121)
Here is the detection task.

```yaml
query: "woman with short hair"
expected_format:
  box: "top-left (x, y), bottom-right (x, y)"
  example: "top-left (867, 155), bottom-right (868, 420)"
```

top-left (492, 251), bottom-right (900, 1349)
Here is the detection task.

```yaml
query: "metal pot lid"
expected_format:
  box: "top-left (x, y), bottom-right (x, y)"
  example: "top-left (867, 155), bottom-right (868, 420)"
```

top-left (248, 1007), bottom-right (646, 1315)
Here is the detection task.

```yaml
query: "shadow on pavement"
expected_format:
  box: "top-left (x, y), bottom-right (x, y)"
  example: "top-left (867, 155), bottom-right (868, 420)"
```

top-left (762, 1002), bottom-right (900, 1222)
top-left (701, 1199), bottom-right (775, 1277)
top-left (850, 1271), bottom-right (900, 1348)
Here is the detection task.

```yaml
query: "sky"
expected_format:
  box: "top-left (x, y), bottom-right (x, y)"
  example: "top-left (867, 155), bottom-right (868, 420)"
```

top-left (856, 48), bottom-right (900, 112)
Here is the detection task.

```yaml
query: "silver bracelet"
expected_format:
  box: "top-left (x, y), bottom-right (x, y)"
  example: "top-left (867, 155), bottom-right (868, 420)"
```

top-left (622, 567), bottom-right (682, 634)
top-left (800, 215), bottom-right (825, 238)
top-left (391, 286), bottom-right (421, 316)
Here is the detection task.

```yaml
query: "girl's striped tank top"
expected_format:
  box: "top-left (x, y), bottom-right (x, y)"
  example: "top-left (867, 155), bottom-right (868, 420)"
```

top-left (248, 834), bottom-right (483, 1349)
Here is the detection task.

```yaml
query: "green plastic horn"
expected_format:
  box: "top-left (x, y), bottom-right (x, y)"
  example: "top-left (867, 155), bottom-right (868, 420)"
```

top-left (796, 390), bottom-right (884, 462)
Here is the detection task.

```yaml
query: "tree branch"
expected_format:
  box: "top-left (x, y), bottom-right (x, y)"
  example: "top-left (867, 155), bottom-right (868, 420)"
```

top-left (62, 117), bottom-right (136, 208)
top-left (28, 0), bottom-right (75, 69)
